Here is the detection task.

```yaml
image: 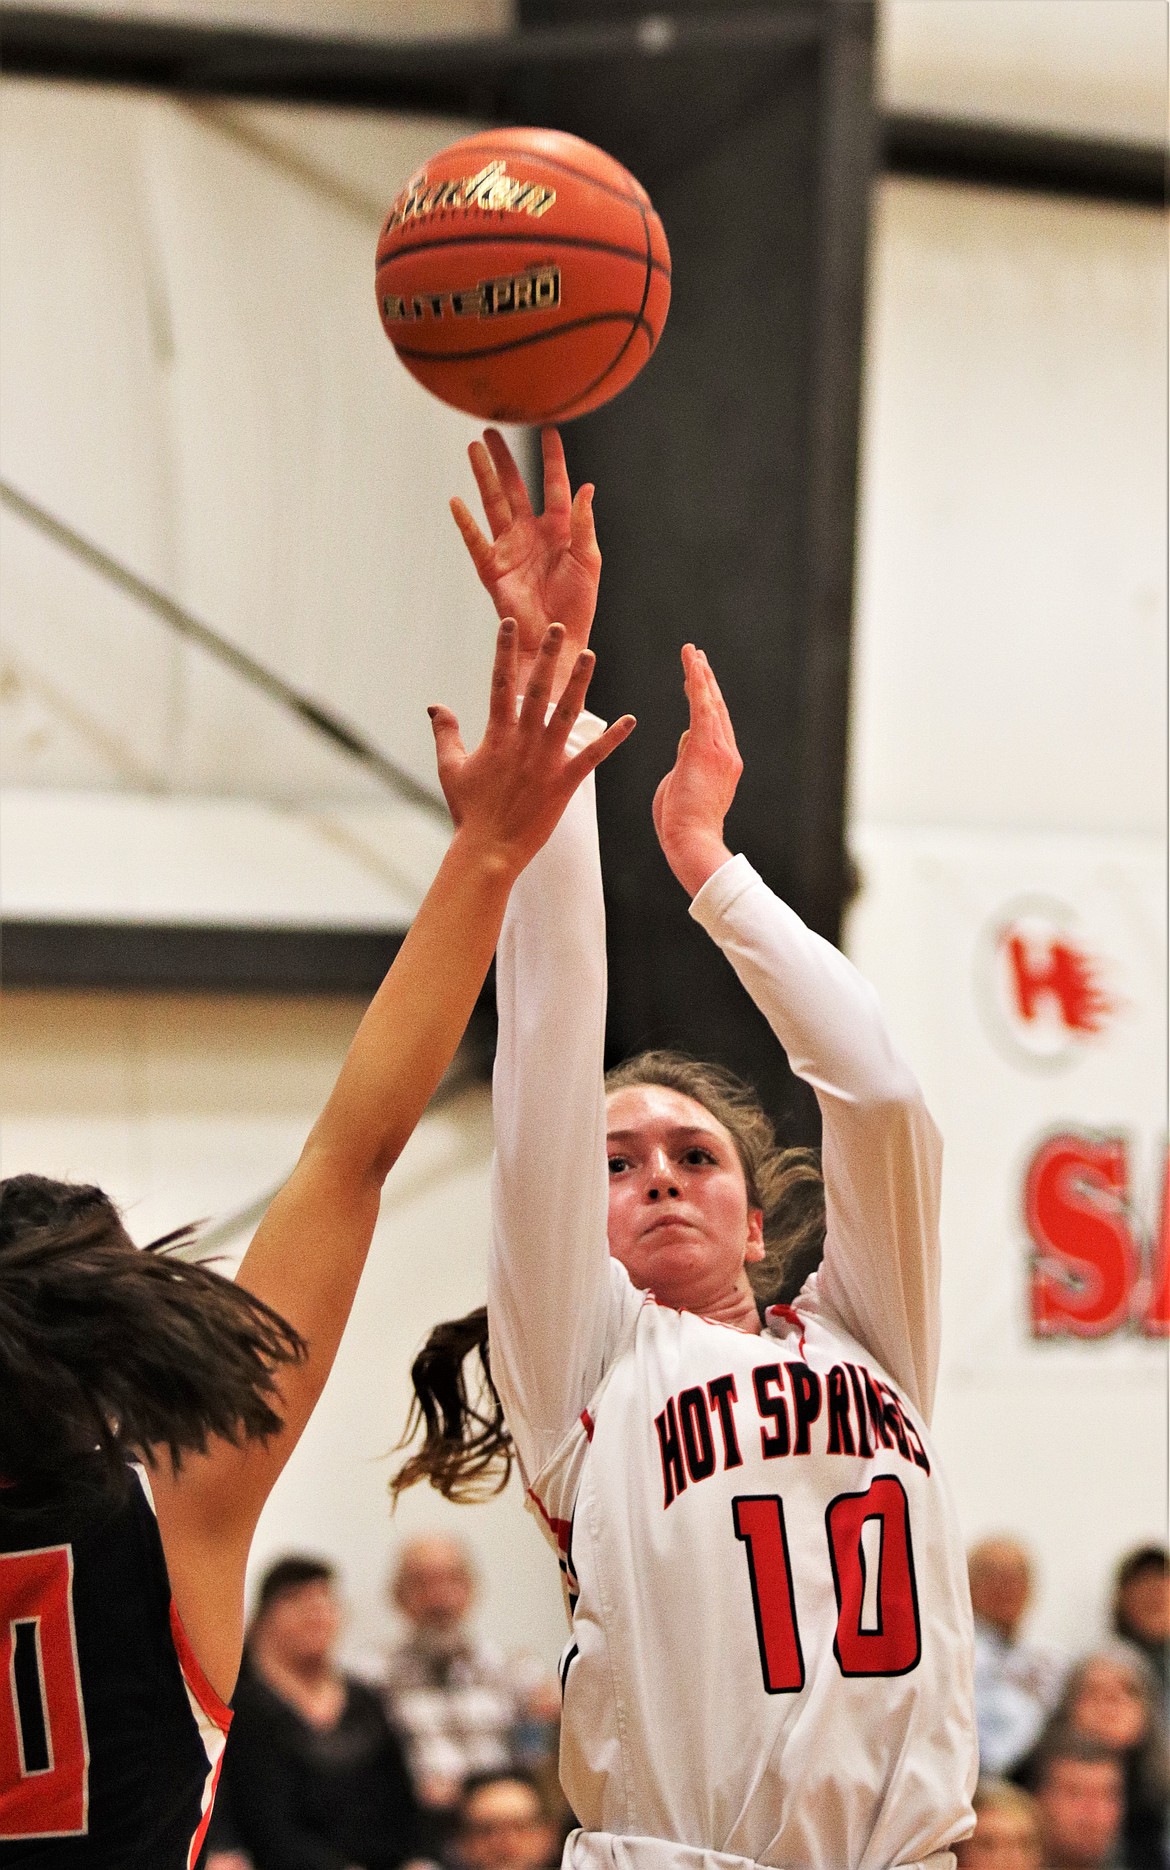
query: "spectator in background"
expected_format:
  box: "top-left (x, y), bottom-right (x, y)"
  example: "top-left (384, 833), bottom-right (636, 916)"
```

top-left (1024, 1732), bottom-right (1125, 1870)
top-left (1114, 1546), bottom-right (1170, 1709)
top-left (1046, 1646), bottom-right (1170, 1870)
top-left (954, 1780), bottom-right (1044, 1870)
top-left (207, 1555), bottom-right (424, 1870)
top-left (970, 1536), bottom-right (1065, 1777)
top-left (449, 1771), bottom-right (559, 1870)
top-left (382, 1536), bottom-right (558, 1825)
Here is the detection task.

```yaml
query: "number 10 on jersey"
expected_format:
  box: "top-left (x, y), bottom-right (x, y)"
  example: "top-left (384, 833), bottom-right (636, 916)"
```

top-left (733, 1476), bottom-right (921, 1690)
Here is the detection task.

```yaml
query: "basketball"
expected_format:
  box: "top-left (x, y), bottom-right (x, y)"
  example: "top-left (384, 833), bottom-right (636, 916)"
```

top-left (375, 127), bottom-right (671, 425)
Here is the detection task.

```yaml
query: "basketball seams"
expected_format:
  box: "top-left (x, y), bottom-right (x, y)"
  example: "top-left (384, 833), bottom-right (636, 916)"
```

top-left (392, 310), bottom-right (652, 367)
top-left (539, 195), bottom-right (656, 420)
top-left (425, 138), bottom-right (648, 210)
top-left (377, 229), bottom-right (670, 281)
top-left (551, 321), bottom-right (654, 420)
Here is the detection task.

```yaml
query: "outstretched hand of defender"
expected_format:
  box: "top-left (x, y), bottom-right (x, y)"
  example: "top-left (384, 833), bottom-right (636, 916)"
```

top-left (450, 426), bottom-right (600, 688)
top-left (653, 644), bottom-right (743, 898)
top-left (430, 618), bottom-right (634, 875)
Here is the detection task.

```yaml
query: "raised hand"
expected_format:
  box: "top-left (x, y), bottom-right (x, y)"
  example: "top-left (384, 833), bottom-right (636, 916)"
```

top-left (430, 618), bottom-right (634, 878)
top-left (653, 644), bottom-right (743, 898)
top-left (450, 427), bottom-right (601, 689)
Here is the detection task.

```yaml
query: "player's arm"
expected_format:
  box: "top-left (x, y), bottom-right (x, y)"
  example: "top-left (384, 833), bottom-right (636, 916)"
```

top-left (654, 646), bottom-right (942, 1417)
top-left (150, 622), bottom-right (633, 1696)
top-left (453, 428), bottom-right (640, 1479)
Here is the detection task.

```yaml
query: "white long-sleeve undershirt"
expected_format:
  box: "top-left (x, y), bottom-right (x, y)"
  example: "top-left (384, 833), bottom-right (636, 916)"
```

top-left (488, 715), bottom-right (942, 1486)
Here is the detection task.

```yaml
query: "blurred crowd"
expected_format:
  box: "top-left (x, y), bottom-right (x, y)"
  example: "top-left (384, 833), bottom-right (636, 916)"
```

top-left (200, 1535), bottom-right (568, 1870)
top-left (960, 1539), bottom-right (1169, 1870)
top-left (198, 1532), bottom-right (1167, 1870)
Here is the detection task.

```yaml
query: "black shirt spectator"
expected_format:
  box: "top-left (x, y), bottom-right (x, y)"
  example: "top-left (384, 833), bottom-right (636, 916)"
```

top-left (205, 1556), bottom-right (423, 1870)
top-left (216, 1665), bottom-right (421, 1870)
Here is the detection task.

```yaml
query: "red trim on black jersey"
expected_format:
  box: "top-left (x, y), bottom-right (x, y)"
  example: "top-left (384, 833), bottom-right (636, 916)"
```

top-left (185, 1748), bottom-right (226, 1870)
top-left (168, 1601), bottom-right (232, 1735)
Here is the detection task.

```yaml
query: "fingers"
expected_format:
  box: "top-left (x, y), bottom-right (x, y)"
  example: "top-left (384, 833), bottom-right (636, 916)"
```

top-left (698, 651), bottom-right (740, 760)
top-left (569, 481), bottom-right (600, 567)
top-left (483, 428), bottom-right (534, 521)
top-left (427, 703), bottom-right (466, 782)
top-left (567, 712), bottom-right (636, 782)
top-left (486, 618), bottom-right (518, 733)
top-left (518, 622), bottom-right (564, 728)
top-left (540, 426), bottom-right (572, 514)
top-left (549, 647), bottom-right (596, 743)
top-left (681, 644), bottom-right (739, 762)
top-left (467, 438), bottom-right (515, 540)
top-left (449, 496), bottom-right (494, 578)
top-left (682, 642), bottom-right (715, 737)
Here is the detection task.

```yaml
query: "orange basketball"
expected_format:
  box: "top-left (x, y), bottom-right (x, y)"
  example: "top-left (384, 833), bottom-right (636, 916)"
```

top-left (375, 127), bottom-right (671, 424)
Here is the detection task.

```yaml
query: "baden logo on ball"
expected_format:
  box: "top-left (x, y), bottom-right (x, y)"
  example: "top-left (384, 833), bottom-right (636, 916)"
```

top-left (376, 127), bottom-right (671, 425)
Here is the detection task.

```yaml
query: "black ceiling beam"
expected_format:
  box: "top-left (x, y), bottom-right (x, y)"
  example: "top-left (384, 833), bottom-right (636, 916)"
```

top-left (0, 919), bottom-right (408, 994)
top-left (0, 6), bottom-right (822, 107)
top-left (1, 5), bottom-right (1163, 205)
top-left (885, 111), bottom-right (1167, 208)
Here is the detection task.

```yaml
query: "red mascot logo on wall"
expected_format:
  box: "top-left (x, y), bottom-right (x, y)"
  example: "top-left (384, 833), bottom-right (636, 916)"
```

top-left (1025, 1132), bottom-right (1167, 1338)
top-left (979, 899), bottom-right (1119, 1068)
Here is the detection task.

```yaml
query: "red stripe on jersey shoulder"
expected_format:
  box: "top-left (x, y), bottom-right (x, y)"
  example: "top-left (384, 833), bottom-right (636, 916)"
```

top-left (580, 1409), bottom-right (594, 1441)
top-left (527, 1488), bottom-right (571, 1555)
top-left (766, 1302), bottom-right (808, 1357)
top-left (168, 1601), bottom-right (232, 1734)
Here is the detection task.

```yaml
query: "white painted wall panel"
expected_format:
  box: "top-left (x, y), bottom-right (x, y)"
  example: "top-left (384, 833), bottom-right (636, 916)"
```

top-left (880, 0), bottom-right (1168, 144)
top-left (852, 180), bottom-right (1166, 838)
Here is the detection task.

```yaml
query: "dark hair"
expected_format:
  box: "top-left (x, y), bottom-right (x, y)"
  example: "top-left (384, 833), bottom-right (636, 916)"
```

top-left (1024, 1726), bottom-right (1122, 1791)
top-left (390, 1052), bottom-right (825, 1504)
top-left (0, 1173), bottom-right (306, 1495)
top-left (253, 1554), bottom-right (336, 1620)
top-left (1116, 1544), bottom-right (1170, 1591)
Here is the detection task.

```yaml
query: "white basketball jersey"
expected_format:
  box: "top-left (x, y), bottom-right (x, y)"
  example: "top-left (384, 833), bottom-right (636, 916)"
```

top-left (526, 1278), bottom-right (976, 1870)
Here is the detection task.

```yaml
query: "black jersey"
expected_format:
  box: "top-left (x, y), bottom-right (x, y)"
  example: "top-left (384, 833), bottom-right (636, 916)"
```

top-left (0, 1459), bottom-right (230, 1868)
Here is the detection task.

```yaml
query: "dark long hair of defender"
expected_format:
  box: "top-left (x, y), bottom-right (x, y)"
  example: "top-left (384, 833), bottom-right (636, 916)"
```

top-left (390, 1050), bottom-right (826, 1504)
top-left (0, 1173), bottom-right (306, 1495)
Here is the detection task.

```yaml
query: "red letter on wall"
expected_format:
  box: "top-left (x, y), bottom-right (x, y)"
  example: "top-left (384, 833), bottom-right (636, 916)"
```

top-left (1026, 1134), bottom-right (1138, 1338)
top-left (1142, 1151), bottom-right (1169, 1337)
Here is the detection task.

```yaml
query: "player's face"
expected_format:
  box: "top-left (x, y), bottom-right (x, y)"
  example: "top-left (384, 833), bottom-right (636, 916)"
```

top-left (605, 1084), bottom-right (764, 1313)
